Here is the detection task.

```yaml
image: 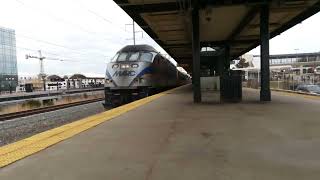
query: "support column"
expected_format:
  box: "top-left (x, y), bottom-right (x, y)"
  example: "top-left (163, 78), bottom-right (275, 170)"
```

top-left (260, 4), bottom-right (271, 101)
top-left (224, 45), bottom-right (231, 73)
top-left (216, 55), bottom-right (224, 76)
top-left (192, 2), bottom-right (201, 103)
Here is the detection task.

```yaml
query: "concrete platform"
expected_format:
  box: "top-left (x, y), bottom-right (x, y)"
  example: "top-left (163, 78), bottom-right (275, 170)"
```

top-left (1, 85), bottom-right (320, 180)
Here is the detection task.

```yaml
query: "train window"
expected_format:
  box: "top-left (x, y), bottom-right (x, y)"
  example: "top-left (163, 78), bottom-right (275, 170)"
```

top-left (140, 52), bottom-right (153, 62)
top-left (128, 52), bottom-right (140, 61)
top-left (110, 53), bottom-right (119, 62)
top-left (117, 52), bottom-right (128, 62)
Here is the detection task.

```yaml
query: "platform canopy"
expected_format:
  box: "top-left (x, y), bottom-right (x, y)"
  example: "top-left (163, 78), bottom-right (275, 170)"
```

top-left (114, 0), bottom-right (320, 72)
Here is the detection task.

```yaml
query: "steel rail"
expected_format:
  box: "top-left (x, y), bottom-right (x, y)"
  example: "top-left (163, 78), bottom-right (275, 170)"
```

top-left (0, 98), bottom-right (104, 122)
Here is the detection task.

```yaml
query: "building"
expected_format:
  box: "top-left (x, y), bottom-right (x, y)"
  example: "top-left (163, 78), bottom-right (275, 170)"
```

top-left (17, 74), bottom-right (105, 92)
top-left (232, 52), bottom-right (320, 90)
top-left (0, 27), bottom-right (18, 93)
top-left (69, 74), bottom-right (104, 89)
top-left (16, 76), bottom-right (45, 92)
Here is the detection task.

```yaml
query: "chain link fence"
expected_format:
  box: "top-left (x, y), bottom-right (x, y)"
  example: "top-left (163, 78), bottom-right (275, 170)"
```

top-left (242, 70), bottom-right (320, 92)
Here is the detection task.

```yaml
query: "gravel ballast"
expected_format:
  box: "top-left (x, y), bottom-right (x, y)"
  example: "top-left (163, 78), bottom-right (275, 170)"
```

top-left (0, 101), bottom-right (106, 146)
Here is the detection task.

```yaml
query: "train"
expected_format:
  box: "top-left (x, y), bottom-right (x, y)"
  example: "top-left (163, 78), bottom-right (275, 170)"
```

top-left (103, 44), bottom-right (190, 107)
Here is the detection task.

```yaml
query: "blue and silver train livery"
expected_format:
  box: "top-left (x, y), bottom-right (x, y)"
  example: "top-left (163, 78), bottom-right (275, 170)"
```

top-left (104, 44), bottom-right (190, 107)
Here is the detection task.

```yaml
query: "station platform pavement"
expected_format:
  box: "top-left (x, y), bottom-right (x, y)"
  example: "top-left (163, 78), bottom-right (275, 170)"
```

top-left (1, 84), bottom-right (320, 180)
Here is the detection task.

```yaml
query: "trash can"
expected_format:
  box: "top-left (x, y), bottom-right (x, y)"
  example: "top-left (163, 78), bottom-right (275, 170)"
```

top-left (220, 70), bottom-right (242, 102)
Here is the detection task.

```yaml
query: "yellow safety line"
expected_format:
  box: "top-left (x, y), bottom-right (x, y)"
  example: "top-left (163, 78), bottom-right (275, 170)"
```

top-left (0, 87), bottom-right (180, 168)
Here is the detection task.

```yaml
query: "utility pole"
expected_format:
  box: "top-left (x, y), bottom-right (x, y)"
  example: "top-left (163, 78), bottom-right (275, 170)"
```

top-left (125, 19), bottom-right (143, 45)
top-left (26, 50), bottom-right (47, 91)
top-left (133, 20), bottom-right (136, 45)
top-left (39, 50), bottom-right (45, 77)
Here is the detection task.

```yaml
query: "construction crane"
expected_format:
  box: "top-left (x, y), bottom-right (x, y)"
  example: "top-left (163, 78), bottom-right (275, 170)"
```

top-left (25, 50), bottom-right (47, 91)
top-left (25, 50), bottom-right (71, 91)
top-left (25, 50), bottom-right (106, 91)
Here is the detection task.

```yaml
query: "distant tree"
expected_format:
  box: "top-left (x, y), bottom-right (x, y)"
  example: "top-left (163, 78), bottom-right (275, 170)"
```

top-left (236, 58), bottom-right (250, 68)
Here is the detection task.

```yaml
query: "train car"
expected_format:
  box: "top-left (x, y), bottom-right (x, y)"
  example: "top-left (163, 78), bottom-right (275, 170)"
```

top-left (104, 44), bottom-right (190, 107)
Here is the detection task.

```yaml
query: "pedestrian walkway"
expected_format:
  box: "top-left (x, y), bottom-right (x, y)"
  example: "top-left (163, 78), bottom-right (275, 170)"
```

top-left (1, 85), bottom-right (320, 180)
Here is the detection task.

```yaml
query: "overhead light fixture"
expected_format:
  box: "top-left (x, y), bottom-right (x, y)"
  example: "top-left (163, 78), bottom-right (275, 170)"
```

top-left (205, 7), bottom-right (212, 22)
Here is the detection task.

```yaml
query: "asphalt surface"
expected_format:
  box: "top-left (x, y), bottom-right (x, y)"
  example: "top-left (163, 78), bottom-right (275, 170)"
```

top-left (1, 85), bottom-right (320, 179)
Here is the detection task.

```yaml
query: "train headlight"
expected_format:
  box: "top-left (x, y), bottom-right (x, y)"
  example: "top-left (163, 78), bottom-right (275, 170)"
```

top-left (131, 64), bottom-right (139, 68)
top-left (120, 64), bottom-right (130, 69)
top-left (112, 64), bottom-right (119, 69)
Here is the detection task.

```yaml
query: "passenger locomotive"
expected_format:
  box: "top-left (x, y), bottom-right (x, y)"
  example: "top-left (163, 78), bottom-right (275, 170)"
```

top-left (103, 44), bottom-right (190, 107)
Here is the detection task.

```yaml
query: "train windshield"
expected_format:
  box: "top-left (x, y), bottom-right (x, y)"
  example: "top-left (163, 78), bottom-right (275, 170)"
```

top-left (112, 52), bottom-right (153, 62)
top-left (117, 52), bottom-right (128, 62)
top-left (128, 52), bottom-right (140, 61)
top-left (140, 52), bottom-right (153, 62)
top-left (110, 53), bottom-right (119, 62)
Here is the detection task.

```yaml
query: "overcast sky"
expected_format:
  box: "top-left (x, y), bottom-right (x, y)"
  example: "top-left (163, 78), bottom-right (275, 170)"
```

top-left (249, 10), bottom-right (320, 55)
top-left (0, 0), bottom-right (319, 77)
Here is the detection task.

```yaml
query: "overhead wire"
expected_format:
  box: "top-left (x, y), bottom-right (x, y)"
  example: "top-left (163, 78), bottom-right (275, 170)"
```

top-left (17, 33), bottom-right (109, 57)
top-left (14, 0), bottom-right (128, 44)
top-left (6, 0), bottom-right (166, 68)
top-left (76, 1), bottom-right (129, 33)
top-left (10, 0), bottom-right (153, 58)
top-left (16, 46), bottom-right (61, 57)
top-left (0, 28), bottom-right (112, 58)
top-left (15, 46), bottom-right (108, 65)
top-left (10, 0), bottom-right (130, 60)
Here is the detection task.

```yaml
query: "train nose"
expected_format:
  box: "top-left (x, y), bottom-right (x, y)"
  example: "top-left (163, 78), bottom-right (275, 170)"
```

top-left (107, 62), bottom-right (149, 87)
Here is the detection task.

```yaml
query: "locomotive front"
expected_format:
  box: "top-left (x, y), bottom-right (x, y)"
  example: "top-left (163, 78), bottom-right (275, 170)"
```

top-left (104, 45), bottom-right (156, 106)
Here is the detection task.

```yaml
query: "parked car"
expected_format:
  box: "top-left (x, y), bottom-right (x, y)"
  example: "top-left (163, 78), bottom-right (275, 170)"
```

top-left (296, 84), bottom-right (320, 94)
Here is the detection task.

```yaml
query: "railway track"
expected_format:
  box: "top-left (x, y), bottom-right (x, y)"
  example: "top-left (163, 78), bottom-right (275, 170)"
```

top-left (0, 98), bottom-right (104, 122)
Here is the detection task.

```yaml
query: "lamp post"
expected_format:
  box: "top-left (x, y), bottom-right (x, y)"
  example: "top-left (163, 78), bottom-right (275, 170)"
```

top-left (282, 70), bottom-right (285, 90)
top-left (0, 75), bottom-right (2, 94)
top-left (9, 77), bottom-right (13, 94)
top-left (293, 48), bottom-right (300, 90)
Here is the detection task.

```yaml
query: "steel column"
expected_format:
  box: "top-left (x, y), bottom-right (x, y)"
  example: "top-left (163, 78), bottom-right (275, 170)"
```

top-left (224, 45), bottom-right (230, 72)
top-left (260, 4), bottom-right (271, 101)
top-left (218, 55), bottom-right (224, 76)
top-left (192, 3), bottom-right (201, 103)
